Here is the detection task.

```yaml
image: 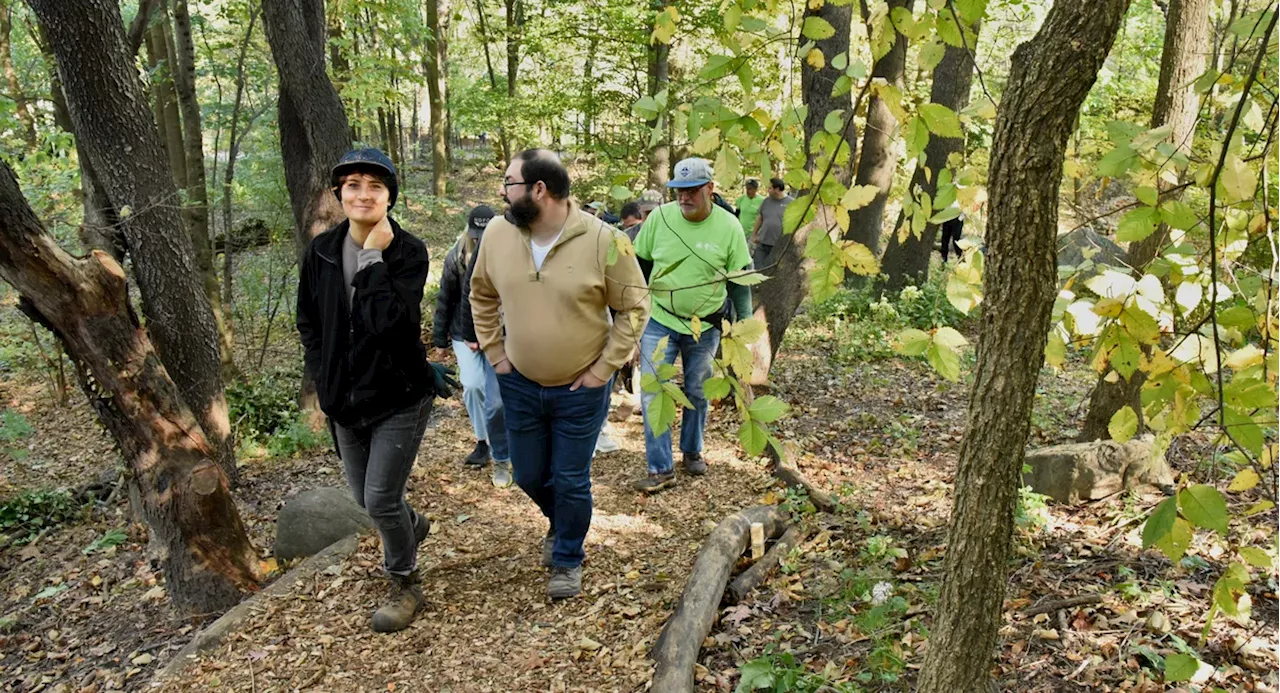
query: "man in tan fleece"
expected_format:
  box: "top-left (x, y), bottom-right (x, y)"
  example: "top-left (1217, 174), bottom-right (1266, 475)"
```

top-left (470, 149), bottom-right (649, 600)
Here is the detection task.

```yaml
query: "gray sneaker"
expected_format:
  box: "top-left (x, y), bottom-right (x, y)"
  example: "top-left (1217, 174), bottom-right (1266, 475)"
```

top-left (547, 565), bottom-right (582, 600)
top-left (492, 461), bottom-right (514, 489)
top-left (541, 534), bottom-right (554, 568)
top-left (683, 453), bottom-right (707, 476)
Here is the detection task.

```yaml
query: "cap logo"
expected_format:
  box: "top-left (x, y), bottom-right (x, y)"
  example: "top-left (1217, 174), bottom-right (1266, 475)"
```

top-left (680, 166), bottom-right (691, 177)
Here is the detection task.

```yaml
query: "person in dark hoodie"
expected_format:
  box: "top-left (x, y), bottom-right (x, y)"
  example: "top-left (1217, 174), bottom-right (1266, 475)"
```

top-left (431, 205), bottom-right (512, 488)
top-left (296, 148), bottom-right (457, 633)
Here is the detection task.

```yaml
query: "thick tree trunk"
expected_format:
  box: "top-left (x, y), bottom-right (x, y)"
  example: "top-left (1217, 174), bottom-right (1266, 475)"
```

top-left (153, 10), bottom-right (188, 191)
top-left (505, 0), bottom-right (522, 161)
top-left (0, 3), bottom-right (36, 148)
top-left (916, 2), bottom-right (1130, 691)
top-left (845, 0), bottom-right (915, 261)
top-left (170, 0), bottom-right (235, 377)
top-left (425, 0), bottom-right (448, 197)
top-left (645, 13), bottom-right (669, 188)
top-left (0, 161), bottom-right (259, 614)
top-left (29, 0), bottom-right (237, 485)
top-left (752, 1), bottom-right (854, 370)
top-left (879, 25), bottom-right (981, 292)
top-left (260, 0), bottom-right (351, 255)
top-left (1078, 0), bottom-right (1209, 441)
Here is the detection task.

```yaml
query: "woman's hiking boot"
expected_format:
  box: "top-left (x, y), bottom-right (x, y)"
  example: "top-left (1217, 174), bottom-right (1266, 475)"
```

top-left (464, 440), bottom-right (491, 467)
top-left (371, 571), bottom-right (423, 633)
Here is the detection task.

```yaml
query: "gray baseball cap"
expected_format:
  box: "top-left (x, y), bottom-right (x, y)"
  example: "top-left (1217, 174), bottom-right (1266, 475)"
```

top-left (666, 158), bottom-right (714, 188)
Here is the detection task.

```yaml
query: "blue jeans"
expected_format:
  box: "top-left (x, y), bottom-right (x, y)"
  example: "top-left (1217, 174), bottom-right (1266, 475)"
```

top-left (451, 340), bottom-right (509, 462)
top-left (334, 394), bottom-right (433, 575)
top-left (640, 319), bottom-right (721, 475)
top-left (497, 368), bottom-right (610, 568)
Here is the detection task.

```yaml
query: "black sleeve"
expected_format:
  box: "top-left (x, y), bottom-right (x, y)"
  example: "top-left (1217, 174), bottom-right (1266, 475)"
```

top-left (639, 257), bottom-right (653, 282)
top-left (295, 249), bottom-right (322, 381)
top-left (352, 240), bottom-right (429, 339)
top-left (431, 248), bottom-right (459, 348)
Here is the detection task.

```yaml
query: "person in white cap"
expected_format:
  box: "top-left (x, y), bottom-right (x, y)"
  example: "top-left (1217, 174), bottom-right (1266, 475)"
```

top-left (631, 157), bottom-right (754, 493)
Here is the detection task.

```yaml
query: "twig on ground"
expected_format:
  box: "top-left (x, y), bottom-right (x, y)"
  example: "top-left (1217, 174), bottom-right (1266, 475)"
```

top-left (1021, 593), bottom-right (1102, 617)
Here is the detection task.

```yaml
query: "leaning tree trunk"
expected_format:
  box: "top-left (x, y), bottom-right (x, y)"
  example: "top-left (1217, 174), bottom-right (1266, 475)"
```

top-left (0, 161), bottom-right (259, 614)
top-left (879, 23), bottom-right (981, 292)
top-left (917, 1), bottom-right (1130, 691)
top-left (1078, 0), bottom-right (1209, 441)
top-left (752, 0), bottom-right (854, 372)
top-left (645, 0), bottom-right (670, 187)
top-left (171, 0), bottom-right (236, 377)
top-left (29, 0), bottom-right (237, 485)
top-left (424, 0), bottom-right (448, 197)
top-left (261, 0), bottom-right (351, 257)
top-left (844, 0), bottom-right (914, 262)
top-left (152, 10), bottom-right (189, 191)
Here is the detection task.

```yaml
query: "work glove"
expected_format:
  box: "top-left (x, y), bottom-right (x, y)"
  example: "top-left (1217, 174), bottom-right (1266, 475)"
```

top-left (429, 362), bottom-right (462, 398)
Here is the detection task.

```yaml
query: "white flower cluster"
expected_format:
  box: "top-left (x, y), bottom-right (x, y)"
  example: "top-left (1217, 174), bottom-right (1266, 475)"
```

top-left (900, 285), bottom-right (923, 302)
top-left (870, 581), bottom-right (894, 606)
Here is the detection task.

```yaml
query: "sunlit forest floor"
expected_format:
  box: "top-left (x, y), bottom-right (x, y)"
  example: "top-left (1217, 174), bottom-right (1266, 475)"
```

top-left (1, 158), bottom-right (1275, 692)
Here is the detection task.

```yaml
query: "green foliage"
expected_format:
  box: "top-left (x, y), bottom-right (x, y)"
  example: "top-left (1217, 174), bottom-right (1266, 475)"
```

top-left (0, 489), bottom-right (80, 544)
top-left (736, 650), bottom-right (865, 693)
top-left (227, 369), bottom-right (326, 459)
top-left (0, 408), bottom-right (35, 462)
top-left (83, 528), bottom-right (128, 555)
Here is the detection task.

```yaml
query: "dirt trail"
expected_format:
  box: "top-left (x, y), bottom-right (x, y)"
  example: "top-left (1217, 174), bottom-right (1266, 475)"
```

top-left (161, 395), bottom-right (772, 692)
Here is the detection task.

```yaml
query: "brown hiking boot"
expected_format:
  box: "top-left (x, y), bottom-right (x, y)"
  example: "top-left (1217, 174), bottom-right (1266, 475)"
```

top-left (371, 572), bottom-right (424, 633)
top-left (633, 472), bottom-right (676, 494)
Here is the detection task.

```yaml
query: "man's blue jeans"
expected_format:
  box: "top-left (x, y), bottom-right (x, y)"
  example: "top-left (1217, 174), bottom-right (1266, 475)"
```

top-left (640, 319), bottom-right (721, 475)
top-left (496, 369), bottom-right (610, 568)
top-left (451, 339), bottom-right (509, 462)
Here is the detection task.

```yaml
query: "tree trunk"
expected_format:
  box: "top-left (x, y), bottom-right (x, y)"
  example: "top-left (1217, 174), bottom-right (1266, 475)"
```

top-left (845, 0), bottom-right (914, 262)
top-left (29, 0), bottom-right (237, 485)
top-left (752, 1), bottom-right (854, 371)
top-left (879, 25), bottom-right (981, 292)
top-left (424, 0), bottom-right (448, 197)
top-left (260, 0), bottom-right (351, 255)
top-left (153, 9), bottom-right (188, 191)
top-left (221, 2), bottom-right (259, 313)
top-left (916, 2), bottom-right (1130, 691)
top-left (0, 161), bottom-right (258, 614)
top-left (505, 0), bottom-right (522, 161)
top-left (645, 6), bottom-right (669, 188)
top-left (0, 3), bottom-right (36, 148)
top-left (582, 33), bottom-right (598, 148)
top-left (472, 0), bottom-right (507, 164)
top-left (170, 0), bottom-right (235, 377)
top-left (438, 0), bottom-right (453, 170)
top-left (1078, 0), bottom-right (1209, 441)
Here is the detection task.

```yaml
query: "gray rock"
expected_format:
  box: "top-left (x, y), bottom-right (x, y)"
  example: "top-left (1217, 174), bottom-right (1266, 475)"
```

top-left (1022, 436), bottom-right (1174, 504)
top-left (274, 487), bottom-right (373, 560)
top-left (1057, 227), bottom-right (1128, 269)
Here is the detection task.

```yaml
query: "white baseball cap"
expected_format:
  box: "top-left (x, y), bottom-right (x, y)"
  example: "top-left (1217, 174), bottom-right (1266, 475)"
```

top-left (666, 158), bottom-right (714, 188)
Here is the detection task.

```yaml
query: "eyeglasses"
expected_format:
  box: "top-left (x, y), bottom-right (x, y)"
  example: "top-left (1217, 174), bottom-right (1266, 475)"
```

top-left (674, 184), bottom-right (708, 198)
top-left (502, 180), bottom-right (532, 189)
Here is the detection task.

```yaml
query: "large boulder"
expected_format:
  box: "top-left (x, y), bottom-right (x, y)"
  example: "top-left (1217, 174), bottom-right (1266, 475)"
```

top-left (274, 487), bottom-right (373, 560)
top-left (1022, 436), bottom-right (1174, 504)
top-left (1057, 226), bottom-right (1128, 269)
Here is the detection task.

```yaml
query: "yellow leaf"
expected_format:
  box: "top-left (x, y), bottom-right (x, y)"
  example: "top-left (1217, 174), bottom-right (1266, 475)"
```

top-left (840, 184), bottom-right (879, 211)
top-left (1092, 297), bottom-right (1124, 318)
top-left (1224, 344), bottom-right (1263, 370)
top-left (806, 48), bottom-right (825, 69)
top-left (691, 127), bottom-right (721, 155)
top-left (1226, 468), bottom-right (1259, 492)
top-left (690, 314), bottom-right (703, 342)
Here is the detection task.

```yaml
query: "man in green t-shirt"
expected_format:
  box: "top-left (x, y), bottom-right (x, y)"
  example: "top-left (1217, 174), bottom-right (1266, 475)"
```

top-left (632, 158), bottom-right (753, 493)
top-left (735, 179), bottom-right (763, 237)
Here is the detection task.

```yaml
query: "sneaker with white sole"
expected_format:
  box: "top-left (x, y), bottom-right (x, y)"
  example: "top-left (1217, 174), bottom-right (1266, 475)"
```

top-left (595, 430), bottom-right (621, 455)
top-left (491, 461), bottom-right (513, 488)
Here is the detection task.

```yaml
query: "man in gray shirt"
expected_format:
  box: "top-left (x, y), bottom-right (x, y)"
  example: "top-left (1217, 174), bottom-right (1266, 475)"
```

top-left (750, 177), bottom-right (793, 269)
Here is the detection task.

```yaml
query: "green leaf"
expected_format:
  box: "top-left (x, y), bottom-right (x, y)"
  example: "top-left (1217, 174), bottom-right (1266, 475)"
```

top-left (903, 116), bottom-right (929, 160)
top-left (703, 377), bottom-right (731, 401)
top-left (929, 206), bottom-right (961, 224)
top-left (954, 0), bottom-right (989, 24)
top-left (1108, 406), bottom-right (1139, 443)
top-left (1164, 653), bottom-right (1200, 683)
top-left (1115, 206), bottom-right (1160, 242)
top-left (1229, 9), bottom-right (1276, 39)
top-left (1044, 330), bottom-right (1066, 368)
top-left (1219, 154), bottom-right (1256, 202)
top-left (1223, 408), bottom-right (1264, 456)
top-left (691, 127), bottom-right (721, 155)
top-left (662, 381), bottom-right (694, 410)
top-left (831, 51), bottom-right (848, 71)
top-left (782, 195), bottom-right (814, 235)
top-left (735, 658), bottom-right (775, 692)
top-left (823, 109), bottom-right (845, 134)
top-left (1111, 329), bottom-right (1140, 380)
top-left (935, 10), bottom-right (962, 46)
top-left (1159, 199), bottom-right (1198, 230)
top-left (1097, 146), bottom-right (1137, 177)
top-left (918, 103), bottom-right (963, 138)
top-left (801, 16), bottom-right (836, 40)
top-left (926, 328), bottom-right (967, 382)
top-left (1239, 547), bottom-right (1272, 569)
top-left (946, 273), bottom-right (982, 315)
top-left (748, 395), bottom-right (789, 423)
top-left (727, 269), bottom-right (768, 286)
top-left (738, 419), bottom-right (769, 456)
top-left (896, 329), bottom-right (931, 357)
top-left (1217, 305), bottom-right (1255, 328)
top-left (647, 391), bottom-right (677, 436)
top-left (1143, 498), bottom-right (1192, 562)
top-left (1179, 484), bottom-right (1229, 535)
top-left (633, 96), bottom-right (660, 118)
top-left (651, 255), bottom-right (688, 283)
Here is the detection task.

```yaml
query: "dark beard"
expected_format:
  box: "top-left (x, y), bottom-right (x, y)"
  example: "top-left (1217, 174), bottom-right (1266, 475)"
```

top-left (508, 195), bottom-right (540, 227)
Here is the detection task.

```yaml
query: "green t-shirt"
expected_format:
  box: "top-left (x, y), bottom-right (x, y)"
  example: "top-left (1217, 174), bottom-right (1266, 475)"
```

top-left (634, 202), bottom-right (753, 335)
top-left (736, 193), bottom-right (764, 236)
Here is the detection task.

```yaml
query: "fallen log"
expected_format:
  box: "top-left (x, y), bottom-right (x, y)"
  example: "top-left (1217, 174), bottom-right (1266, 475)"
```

top-left (725, 525), bottom-right (805, 605)
top-left (652, 504), bottom-right (788, 693)
top-left (764, 443), bottom-right (838, 513)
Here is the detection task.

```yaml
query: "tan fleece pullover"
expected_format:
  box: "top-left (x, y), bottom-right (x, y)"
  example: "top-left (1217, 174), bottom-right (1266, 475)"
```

top-left (470, 203), bottom-right (650, 386)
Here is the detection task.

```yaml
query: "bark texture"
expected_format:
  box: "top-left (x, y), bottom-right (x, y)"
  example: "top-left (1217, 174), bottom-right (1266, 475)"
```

top-left (646, 1), bottom-right (670, 187)
top-left (29, 0), bottom-right (236, 484)
top-left (505, 0), bottom-right (522, 161)
top-left (424, 0), bottom-right (448, 197)
top-left (1078, 0), bottom-right (1209, 441)
top-left (879, 25), bottom-right (981, 291)
top-left (0, 161), bottom-right (258, 614)
top-left (845, 0), bottom-right (915, 259)
top-left (260, 0), bottom-right (351, 255)
top-left (916, 1), bottom-right (1130, 690)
